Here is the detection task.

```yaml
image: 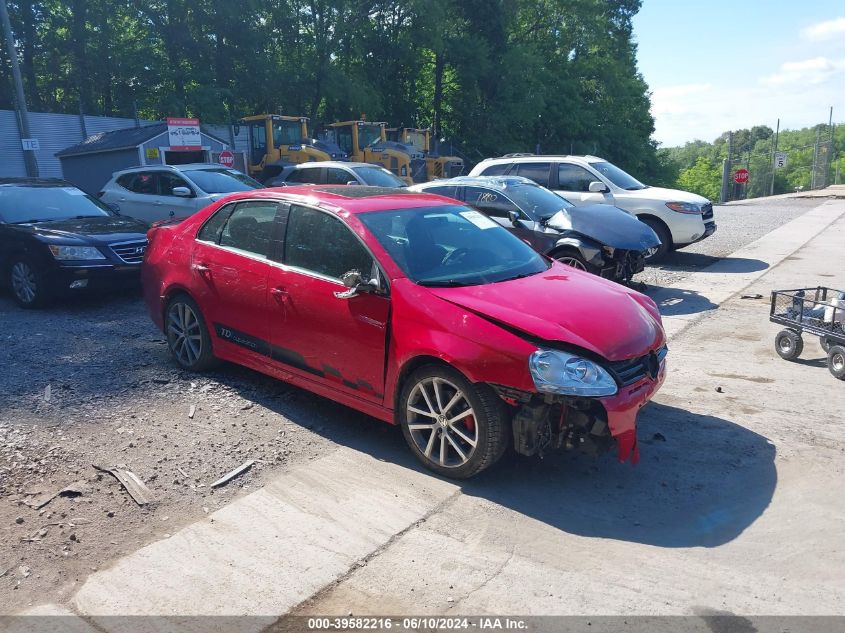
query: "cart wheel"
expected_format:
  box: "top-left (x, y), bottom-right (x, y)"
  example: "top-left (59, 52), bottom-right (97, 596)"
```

top-left (775, 329), bottom-right (803, 361)
top-left (828, 346), bottom-right (845, 380)
top-left (820, 337), bottom-right (833, 353)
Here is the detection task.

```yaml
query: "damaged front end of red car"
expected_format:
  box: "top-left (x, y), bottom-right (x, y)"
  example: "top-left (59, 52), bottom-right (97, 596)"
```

top-left (496, 344), bottom-right (667, 464)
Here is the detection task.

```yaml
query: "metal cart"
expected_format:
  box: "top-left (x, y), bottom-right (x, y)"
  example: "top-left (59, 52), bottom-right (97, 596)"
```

top-left (770, 287), bottom-right (845, 380)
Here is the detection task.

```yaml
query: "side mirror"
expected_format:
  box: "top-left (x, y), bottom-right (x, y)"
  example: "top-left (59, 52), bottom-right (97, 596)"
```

top-left (346, 180), bottom-right (360, 186)
top-left (334, 270), bottom-right (379, 299)
top-left (172, 186), bottom-right (192, 197)
top-left (588, 181), bottom-right (609, 193)
top-left (507, 209), bottom-right (521, 226)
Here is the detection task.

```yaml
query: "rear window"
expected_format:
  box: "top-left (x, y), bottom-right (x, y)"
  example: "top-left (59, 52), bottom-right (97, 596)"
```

top-left (479, 163), bottom-right (510, 176)
top-left (0, 184), bottom-right (112, 223)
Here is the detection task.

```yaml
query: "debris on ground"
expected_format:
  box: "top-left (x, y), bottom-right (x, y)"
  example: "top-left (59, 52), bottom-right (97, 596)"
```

top-left (19, 480), bottom-right (91, 510)
top-left (44, 384), bottom-right (52, 402)
top-left (741, 294), bottom-right (764, 299)
top-left (210, 460), bottom-right (255, 488)
top-left (188, 404), bottom-right (196, 419)
top-left (716, 386), bottom-right (724, 393)
top-left (93, 464), bottom-right (154, 506)
top-left (18, 565), bottom-right (32, 578)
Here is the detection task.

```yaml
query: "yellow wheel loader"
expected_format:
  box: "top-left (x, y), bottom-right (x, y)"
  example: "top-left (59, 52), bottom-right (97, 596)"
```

top-left (385, 127), bottom-right (464, 181)
top-left (241, 114), bottom-right (348, 183)
top-left (326, 121), bottom-right (426, 185)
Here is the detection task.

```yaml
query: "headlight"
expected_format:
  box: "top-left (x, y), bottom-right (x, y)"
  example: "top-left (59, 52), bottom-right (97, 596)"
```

top-left (529, 349), bottom-right (618, 397)
top-left (665, 202), bottom-right (702, 214)
top-left (48, 245), bottom-right (106, 260)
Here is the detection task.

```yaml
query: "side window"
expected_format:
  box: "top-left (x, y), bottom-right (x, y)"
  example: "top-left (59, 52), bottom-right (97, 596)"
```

top-left (197, 204), bottom-right (235, 243)
top-left (479, 163), bottom-right (510, 176)
top-left (287, 168), bottom-right (322, 184)
top-left (423, 185), bottom-right (459, 200)
top-left (285, 205), bottom-right (373, 279)
top-left (464, 186), bottom-right (519, 219)
top-left (127, 172), bottom-right (158, 195)
top-left (514, 163), bottom-right (551, 187)
top-left (116, 174), bottom-right (135, 190)
top-left (249, 123), bottom-right (266, 165)
top-left (557, 164), bottom-right (596, 192)
top-left (326, 168), bottom-right (354, 185)
top-left (158, 173), bottom-right (192, 196)
top-left (218, 201), bottom-right (279, 257)
top-left (336, 128), bottom-right (354, 155)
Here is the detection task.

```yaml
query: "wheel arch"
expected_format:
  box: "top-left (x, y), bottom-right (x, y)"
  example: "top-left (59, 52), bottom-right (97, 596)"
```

top-left (392, 354), bottom-right (458, 421)
top-left (635, 213), bottom-right (674, 248)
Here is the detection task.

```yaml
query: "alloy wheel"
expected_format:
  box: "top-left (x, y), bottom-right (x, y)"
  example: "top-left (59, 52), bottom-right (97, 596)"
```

top-left (11, 262), bottom-right (37, 304)
top-left (406, 377), bottom-right (478, 468)
top-left (167, 302), bottom-right (203, 366)
top-left (833, 352), bottom-right (845, 373)
top-left (557, 256), bottom-right (587, 271)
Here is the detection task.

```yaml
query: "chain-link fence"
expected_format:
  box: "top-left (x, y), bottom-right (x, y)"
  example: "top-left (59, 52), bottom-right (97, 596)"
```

top-left (721, 123), bottom-right (837, 202)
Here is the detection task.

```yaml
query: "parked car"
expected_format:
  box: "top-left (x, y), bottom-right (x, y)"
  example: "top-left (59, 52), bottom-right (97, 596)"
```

top-left (142, 185), bottom-right (667, 478)
top-left (266, 161), bottom-right (407, 188)
top-left (0, 178), bottom-right (150, 308)
top-left (409, 176), bottom-right (660, 284)
top-left (99, 164), bottom-right (262, 223)
top-left (468, 154), bottom-right (716, 261)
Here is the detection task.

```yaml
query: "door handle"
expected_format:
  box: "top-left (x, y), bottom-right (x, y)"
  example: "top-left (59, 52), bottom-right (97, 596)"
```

top-left (271, 287), bottom-right (289, 304)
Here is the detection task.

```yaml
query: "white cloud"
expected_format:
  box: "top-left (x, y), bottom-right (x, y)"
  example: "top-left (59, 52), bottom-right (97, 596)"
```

top-left (762, 57), bottom-right (845, 86)
top-left (801, 16), bottom-right (845, 41)
top-left (651, 84), bottom-right (713, 116)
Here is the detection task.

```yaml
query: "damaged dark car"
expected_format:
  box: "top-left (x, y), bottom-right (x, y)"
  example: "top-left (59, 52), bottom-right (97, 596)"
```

top-left (410, 176), bottom-right (661, 284)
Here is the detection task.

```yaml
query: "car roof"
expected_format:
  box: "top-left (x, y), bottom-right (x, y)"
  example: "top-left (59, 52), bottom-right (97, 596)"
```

top-left (477, 154), bottom-right (606, 164)
top-left (290, 161), bottom-right (387, 171)
top-left (113, 163), bottom-right (237, 176)
top-left (240, 186), bottom-right (458, 214)
top-left (413, 175), bottom-right (538, 191)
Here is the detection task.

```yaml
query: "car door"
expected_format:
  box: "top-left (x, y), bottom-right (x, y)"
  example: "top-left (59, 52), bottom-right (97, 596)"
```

top-left (191, 200), bottom-right (281, 364)
top-left (284, 166), bottom-right (324, 185)
top-left (266, 203), bottom-right (389, 402)
top-left (463, 186), bottom-right (538, 249)
top-left (116, 171), bottom-right (160, 222)
top-left (157, 172), bottom-right (200, 219)
top-left (512, 162), bottom-right (552, 188)
top-left (554, 163), bottom-right (614, 206)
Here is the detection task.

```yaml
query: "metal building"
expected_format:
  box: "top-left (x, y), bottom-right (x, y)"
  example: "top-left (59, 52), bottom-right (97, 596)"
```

top-left (56, 123), bottom-right (230, 194)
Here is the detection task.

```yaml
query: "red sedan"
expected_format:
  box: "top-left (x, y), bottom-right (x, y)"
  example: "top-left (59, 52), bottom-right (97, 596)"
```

top-left (142, 186), bottom-right (666, 478)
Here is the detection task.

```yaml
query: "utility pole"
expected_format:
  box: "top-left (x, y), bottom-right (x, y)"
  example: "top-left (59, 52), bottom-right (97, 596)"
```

top-left (1, 0), bottom-right (38, 177)
top-left (720, 130), bottom-right (733, 203)
top-left (769, 118), bottom-right (779, 197)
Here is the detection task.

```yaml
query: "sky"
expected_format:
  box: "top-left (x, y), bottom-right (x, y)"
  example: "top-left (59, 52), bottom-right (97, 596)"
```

top-left (633, 1), bottom-right (845, 147)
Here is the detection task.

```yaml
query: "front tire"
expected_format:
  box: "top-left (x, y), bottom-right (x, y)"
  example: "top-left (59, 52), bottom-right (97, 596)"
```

top-left (775, 329), bottom-right (803, 361)
top-left (399, 364), bottom-right (509, 479)
top-left (553, 249), bottom-right (599, 275)
top-left (828, 345), bottom-right (845, 380)
top-left (640, 217), bottom-right (671, 263)
top-left (165, 294), bottom-right (217, 371)
top-left (9, 256), bottom-right (52, 308)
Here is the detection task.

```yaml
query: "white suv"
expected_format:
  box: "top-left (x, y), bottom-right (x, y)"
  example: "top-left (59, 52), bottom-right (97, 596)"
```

top-left (99, 164), bottom-right (262, 223)
top-left (468, 155), bottom-right (716, 261)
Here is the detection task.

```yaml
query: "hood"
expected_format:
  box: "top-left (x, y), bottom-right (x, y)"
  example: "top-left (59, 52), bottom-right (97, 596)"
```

top-left (546, 204), bottom-right (660, 251)
top-left (24, 215), bottom-right (149, 244)
top-left (621, 186), bottom-right (710, 205)
top-left (426, 263), bottom-right (664, 362)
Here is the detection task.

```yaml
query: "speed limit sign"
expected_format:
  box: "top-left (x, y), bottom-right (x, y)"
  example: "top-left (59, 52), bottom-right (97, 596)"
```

top-left (774, 152), bottom-right (787, 169)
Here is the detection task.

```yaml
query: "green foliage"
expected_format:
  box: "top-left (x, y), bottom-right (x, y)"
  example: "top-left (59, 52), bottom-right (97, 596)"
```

top-left (677, 157), bottom-right (721, 201)
top-left (0, 0), bottom-right (659, 177)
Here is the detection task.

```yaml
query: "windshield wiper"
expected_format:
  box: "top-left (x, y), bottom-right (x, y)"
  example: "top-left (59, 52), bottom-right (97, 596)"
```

top-left (498, 271), bottom-right (539, 283)
top-left (418, 279), bottom-right (470, 287)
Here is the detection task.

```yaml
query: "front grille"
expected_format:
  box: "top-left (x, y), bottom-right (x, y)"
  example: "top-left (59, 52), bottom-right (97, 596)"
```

top-left (109, 240), bottom-right (148, 264)
top-left (702, 203), bottom-right (714, 220)
top-left (608, 345), bottom-right (668, 386)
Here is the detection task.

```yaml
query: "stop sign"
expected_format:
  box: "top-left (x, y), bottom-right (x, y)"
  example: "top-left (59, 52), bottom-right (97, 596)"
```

top-left (218, 150), bottom-right (235, 168)
top-left (734, 168), bottom-right (749, 184)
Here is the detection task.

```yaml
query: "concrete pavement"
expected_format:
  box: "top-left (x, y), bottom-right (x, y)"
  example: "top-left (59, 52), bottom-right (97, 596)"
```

top-left (6, 199), bottom-right (845, 629)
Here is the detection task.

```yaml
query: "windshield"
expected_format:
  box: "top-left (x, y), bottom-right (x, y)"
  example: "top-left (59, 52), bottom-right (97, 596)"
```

top-left (506, 184), bottom-right (573, 220)
top-left (589, 161), bottom-right (646, 190)
top-left (0, 184), bottom-right (113, 223)
top-left (359, 125), bottom-right (383, 148)
top-left (185, 168), bottom-right (262, 194)
top-left (359, 205), bottom-right (549, 287)
top-left (273, 120), bottom-right (302, 146)
top-left (354, 166), bottom-right (405, 188)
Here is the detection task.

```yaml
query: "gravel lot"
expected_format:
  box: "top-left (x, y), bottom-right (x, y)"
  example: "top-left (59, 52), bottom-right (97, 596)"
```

top-left (0, 196), bottom-right (819, 612)
top-left (637, 197), bottom-right (819, 288)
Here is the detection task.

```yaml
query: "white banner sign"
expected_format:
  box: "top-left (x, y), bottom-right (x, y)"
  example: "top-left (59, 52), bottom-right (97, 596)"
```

top-left (166, 117), bottom-right (201, 150)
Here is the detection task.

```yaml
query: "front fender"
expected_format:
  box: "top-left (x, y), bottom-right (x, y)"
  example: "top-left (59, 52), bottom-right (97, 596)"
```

top-left (553, 235), bottom-right (604, 267)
